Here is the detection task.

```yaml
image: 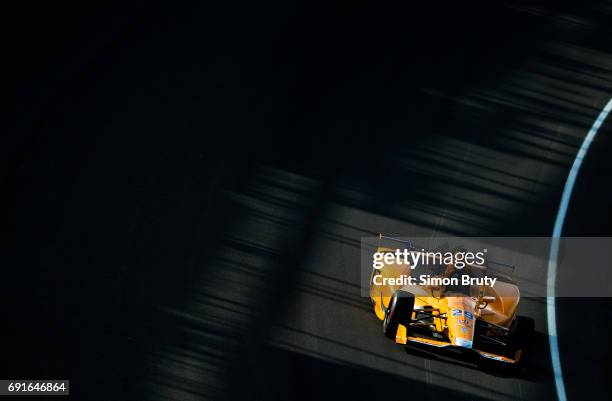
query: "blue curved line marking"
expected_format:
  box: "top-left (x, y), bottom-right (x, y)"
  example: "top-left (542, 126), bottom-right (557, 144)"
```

top-left (548, 97), bottom-right (612, 401)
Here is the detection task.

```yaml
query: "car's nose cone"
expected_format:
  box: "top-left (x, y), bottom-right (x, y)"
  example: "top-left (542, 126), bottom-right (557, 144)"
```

top-left (454, 338), bottom-right (473, 349)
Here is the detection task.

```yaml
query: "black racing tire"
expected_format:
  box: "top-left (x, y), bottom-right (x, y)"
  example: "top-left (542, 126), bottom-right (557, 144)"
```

top-left (512, 316), bottom-right (535, 367)
top-left (478, 316), bottom-right (535, 374)
top-left (513, 316), bottom-right (535, 343)
top-left (383, 290), bottom-right (415, 340)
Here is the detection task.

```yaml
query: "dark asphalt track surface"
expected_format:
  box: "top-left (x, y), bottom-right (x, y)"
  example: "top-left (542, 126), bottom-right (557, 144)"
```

top-left (226, 32), bottom-right (612, 401)
top-left (4, 2), bottom-right (612, 401)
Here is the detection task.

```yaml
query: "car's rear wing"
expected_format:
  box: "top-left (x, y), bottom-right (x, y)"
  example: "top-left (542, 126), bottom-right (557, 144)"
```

top-left (377, 234), bottom-right (516, 276)
top-left (377, 234), bottom-right (420, 251)
top-left (378, 234), bottom-right (456, 254)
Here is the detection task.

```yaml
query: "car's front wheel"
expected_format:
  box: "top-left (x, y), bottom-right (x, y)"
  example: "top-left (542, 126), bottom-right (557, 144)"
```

top-left (478, 315), bottom-right (535, 373)
top-left (383, 290), bottom-right (415, 340)
top-left (512, 316), bottom-right (535, 367)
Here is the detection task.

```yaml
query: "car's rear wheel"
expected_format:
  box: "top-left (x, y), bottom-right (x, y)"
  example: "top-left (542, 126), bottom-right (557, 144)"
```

top-left (383, 290), bottom-right (415, 340)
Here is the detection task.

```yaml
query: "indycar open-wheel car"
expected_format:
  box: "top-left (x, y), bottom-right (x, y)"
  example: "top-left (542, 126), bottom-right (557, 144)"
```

top-left (370, 237), bottom-right (534, 371)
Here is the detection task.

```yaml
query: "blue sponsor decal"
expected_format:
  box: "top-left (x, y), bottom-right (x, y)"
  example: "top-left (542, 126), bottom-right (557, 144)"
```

top-left (452, 309), bottom-right (462, 316)
top-left (464, 311), bottom-right (474, 320)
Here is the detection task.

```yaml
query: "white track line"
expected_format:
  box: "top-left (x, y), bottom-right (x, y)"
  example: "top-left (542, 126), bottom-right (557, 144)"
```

top-left (547, 97), bottom-right (612, 401)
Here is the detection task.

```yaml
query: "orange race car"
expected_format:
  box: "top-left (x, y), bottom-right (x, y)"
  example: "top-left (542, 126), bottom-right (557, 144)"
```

top-left (369, 236), bottom-right (534, 370)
